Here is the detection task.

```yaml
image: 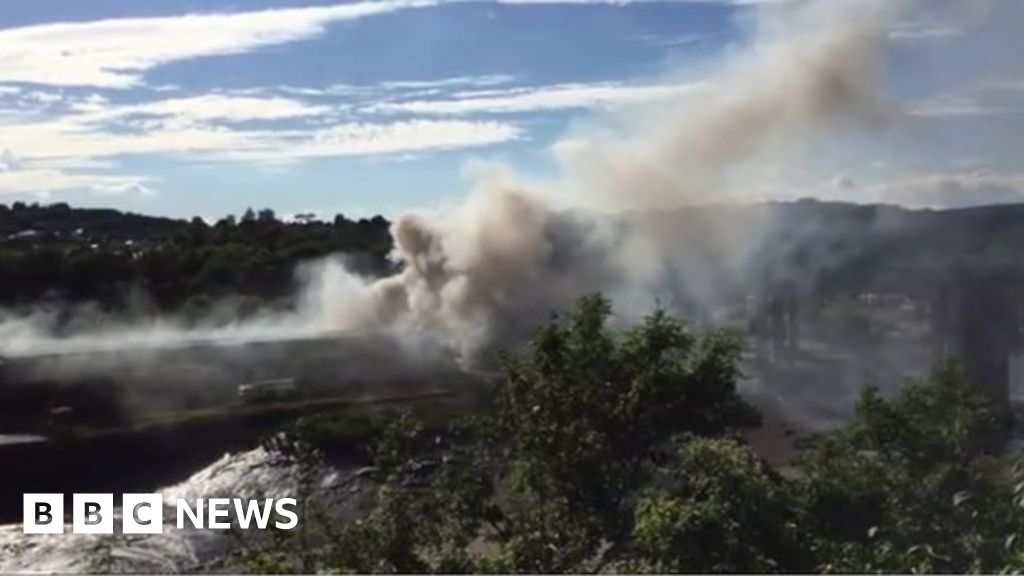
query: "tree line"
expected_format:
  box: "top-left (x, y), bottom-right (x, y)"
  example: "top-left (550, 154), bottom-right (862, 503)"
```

top-left (0, 202), bottom-right (393, 315)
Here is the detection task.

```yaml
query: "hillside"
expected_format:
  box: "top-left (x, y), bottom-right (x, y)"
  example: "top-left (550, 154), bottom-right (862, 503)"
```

top-left (0, 202), bottom-right (393, 313)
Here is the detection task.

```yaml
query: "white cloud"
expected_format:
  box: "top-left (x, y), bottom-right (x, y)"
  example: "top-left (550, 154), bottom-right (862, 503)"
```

top-left (633, 33), bottom-right (704, 48)
top-left (831, 171), bottom-right (1024, 209)
top-left (367, 81), bottom-right (703, 115)
top-left (875, 171), bottom-right (1024, 209)
top-left (0, 149), bottom-right (19, 172)
top-left (493, 0), bottom-right (789, 4)
top-left (905, 94), bottom-right (1000, 118)
top-left (0, 102), bottom-right (522, 170)
top-left (66, 94), bottom-right (111, 114)
top-left (23, 91), bottom-right (64, 104)
top-left (223, 120), bottom-right (524, 162)
top-left (0, 168), bottom-right (154, 196)
top-left (0, 0), bottom-right (788, 92)
top-left (763, 170), bottom-right (1024, 210)
top-left (685, 0), bottom-right (792, 4)
top-left (0, 0), bottom-right (437, 88)
top-left (100, 94), bottom-right (333, 123)
top-left (888, 24), bottom-right (961, 41)
top-left (91, 181), bottom-right (158, 197)
top-left (253, 75), bottom-right (518, 99)
top-left (378, 75), bottom-right (517, 90)
top-left (0, 75), bottom-right (698, 196)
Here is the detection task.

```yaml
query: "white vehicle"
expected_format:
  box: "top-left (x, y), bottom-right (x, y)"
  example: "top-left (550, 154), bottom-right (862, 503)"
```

top-left (237, 378), bottom-right (298, 403)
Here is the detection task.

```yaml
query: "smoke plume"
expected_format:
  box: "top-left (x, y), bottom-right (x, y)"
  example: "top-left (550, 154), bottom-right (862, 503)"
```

top-left (299, 0), bottom-right (908, 360)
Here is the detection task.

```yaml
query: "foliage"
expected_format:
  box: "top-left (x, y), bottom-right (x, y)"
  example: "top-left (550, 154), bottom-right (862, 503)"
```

top-left (627, 436), bottom-right (809, 573)
top-left (492, 295), bottom-right (760, 557)
top-left (0, 201), bottom-right (392, 312)
top-left (797, 363), bottom-right (1020, 573)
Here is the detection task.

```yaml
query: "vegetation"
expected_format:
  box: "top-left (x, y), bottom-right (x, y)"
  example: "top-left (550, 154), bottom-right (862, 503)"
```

top-left (237, 294), bottom-right (1024, 573)
top-left (0, 202), bottom-right (392, 315)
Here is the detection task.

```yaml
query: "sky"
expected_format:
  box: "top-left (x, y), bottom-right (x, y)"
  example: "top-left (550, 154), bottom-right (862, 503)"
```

top-left (0, 0), bottom-right (1021, 220)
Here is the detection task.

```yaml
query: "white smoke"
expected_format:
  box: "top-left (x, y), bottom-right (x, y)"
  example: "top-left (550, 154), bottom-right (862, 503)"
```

top-left (295, 0), bottom-right (912, 360)
top-left (555, 0), bottom-right (899, 211)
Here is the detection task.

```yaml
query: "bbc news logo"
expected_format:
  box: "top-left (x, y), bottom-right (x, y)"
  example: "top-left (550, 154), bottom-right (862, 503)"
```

top-left (23, 493), bottom-right (298, 534)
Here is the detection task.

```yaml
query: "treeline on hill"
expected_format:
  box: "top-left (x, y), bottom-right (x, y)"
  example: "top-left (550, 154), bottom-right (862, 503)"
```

top-left (0, 202), bottom-right (393, 316)
top-left (231, 295), bottom-right (1024, 574)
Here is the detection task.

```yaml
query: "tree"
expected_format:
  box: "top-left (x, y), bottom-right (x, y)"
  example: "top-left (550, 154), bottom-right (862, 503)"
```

top-left (492, 294), bottom-right (759, 558)
top-left (798, 363), bottom-right (1020, 573)
top-left (186, 217), bottom-right (209, 246)
top-left (627, 437), bottom-right (810, 573)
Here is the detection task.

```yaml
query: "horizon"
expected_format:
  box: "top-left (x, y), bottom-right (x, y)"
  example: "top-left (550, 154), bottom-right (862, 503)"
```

top-left (8, 195), bottom-right (1024, 225)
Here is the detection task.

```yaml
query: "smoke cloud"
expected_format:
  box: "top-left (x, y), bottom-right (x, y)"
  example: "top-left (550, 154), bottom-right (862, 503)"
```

top-left (301, 0), bottom-right (910, 360)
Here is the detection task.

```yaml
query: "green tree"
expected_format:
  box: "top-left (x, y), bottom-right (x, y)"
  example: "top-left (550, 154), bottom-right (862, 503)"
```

top-left (626, 437), bottom-right (809, 573)
top-left (798, 363), bottom-right (1019, 573)
top-left (491, 294), bottom-right (759, 564)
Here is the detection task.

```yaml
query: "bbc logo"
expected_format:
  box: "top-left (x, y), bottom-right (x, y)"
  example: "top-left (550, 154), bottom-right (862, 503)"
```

top-left (23, 493), bottom-right (163, 535)
top-left (23, 493), bottom-right (299, 534)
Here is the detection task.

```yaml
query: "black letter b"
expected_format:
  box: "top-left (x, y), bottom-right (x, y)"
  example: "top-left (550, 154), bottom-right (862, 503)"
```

top-left (35, 502), bottom-right (52, 525)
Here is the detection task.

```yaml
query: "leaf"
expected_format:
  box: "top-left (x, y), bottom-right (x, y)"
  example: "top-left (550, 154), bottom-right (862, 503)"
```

top-left (953, 491), bottom-right (972, 507)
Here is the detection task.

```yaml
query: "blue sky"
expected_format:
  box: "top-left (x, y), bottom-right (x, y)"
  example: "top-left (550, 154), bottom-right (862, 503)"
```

top-left (0, 0), bottom-right (1021, 219)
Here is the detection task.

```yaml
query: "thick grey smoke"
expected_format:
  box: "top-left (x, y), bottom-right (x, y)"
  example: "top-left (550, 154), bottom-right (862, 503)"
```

top-left (301, 0), bottom-right (910, 360)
